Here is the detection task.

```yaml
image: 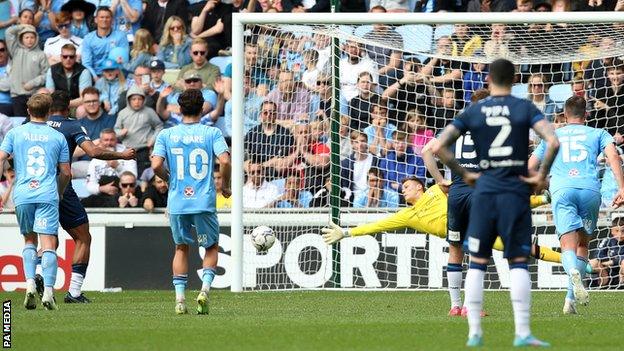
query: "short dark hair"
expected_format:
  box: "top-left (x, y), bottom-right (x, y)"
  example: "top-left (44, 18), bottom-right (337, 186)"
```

top-left (401, 176), bottom-right (425, 189)
top-left (100, 128), bottom-right (116, 136)
top-left (82, 86), bottom-right (100, 97)
top-left (95, 6), bottom-right (113, 16)
top-left (488, 59), bottom-right (515, 87)
top-left (564, 95), bottom-right (586, 119)
top-left (612, 216), bottom-right (624, 227)
top-left (50, 90), bottom-right (70, 113)
top-left (471, 88), bottom-right (490, 102)
top-left (178, 89), bottom-right (204, 117)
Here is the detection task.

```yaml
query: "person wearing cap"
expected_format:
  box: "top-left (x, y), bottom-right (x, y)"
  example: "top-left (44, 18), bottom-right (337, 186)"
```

top-left (43, 11), bottom-right (83, 65)
top-left (149, 59), bottom-right (171, 94)
top-left (176, 38), bottom-right (221, 90)
top-left (95, 58), bottom-right (125, 116)
top-left (45, 43), bottom-right (93, 108)
top-left (156, 70), bottom-right (217, 127)
top-left (82, 6), bottom-right (129, 78)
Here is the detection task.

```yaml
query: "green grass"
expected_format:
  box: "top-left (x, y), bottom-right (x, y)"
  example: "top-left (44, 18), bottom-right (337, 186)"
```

top-left (7, 290), bottom-right (624, 350)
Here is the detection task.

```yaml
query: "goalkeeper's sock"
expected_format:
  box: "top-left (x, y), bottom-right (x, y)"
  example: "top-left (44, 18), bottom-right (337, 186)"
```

top-left (561, 249), bottom-right (576, 301)
top-left (22, 244), bottom-right (37, 281)
top-left (201, 268), bottom-right (216, 292)
top-left (537, 246), bottom-right (561, 263)
top-left (173, 274), bottom-right (188, 302)
top-left (41, 250), bottom-right (58, 289)
top-left (510, 263), bottom-right (531, 339)
top-left (447, 263), bottom-right (463, 308)
top-left (465, 262), bottom-right (486, 338)
top-left (530, 194), bottom-right (547, 208)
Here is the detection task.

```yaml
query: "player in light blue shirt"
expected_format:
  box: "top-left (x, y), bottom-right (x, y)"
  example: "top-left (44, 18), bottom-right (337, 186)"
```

top-left (0, 94), bottom-right (71, 311)
top-left (152, 89), bottom-right (231, 315)
top-left (530, 96), bottom-right (624, 315)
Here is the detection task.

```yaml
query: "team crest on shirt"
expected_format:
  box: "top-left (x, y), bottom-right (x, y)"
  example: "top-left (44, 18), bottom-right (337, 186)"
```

top-left (29, 180), bottom-right (40, 189)
top-left (568, 169), bottom-right (579, 177)
top-left (184, 186), bottom-right (195, 197)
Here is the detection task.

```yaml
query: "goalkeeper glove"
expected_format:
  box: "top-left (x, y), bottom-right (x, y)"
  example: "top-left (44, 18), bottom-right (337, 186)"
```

top-left (321, 222), bottom-right (350, 245)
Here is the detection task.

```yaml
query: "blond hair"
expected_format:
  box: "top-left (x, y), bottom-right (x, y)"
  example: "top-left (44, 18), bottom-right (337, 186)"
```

top-left (159, 16), bottom-right (188, 47)
top-left (27, 94), bottom-right (52, 118)
top-left (131, 29), bottom-right (155, 58)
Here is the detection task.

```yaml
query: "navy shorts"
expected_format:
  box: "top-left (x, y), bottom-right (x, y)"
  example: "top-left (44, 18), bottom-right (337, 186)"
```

top-left (447, 190), bottom-right (473, 244)
top-left (59, 186), bottom-right (89, 230)
top-left (466, 192), bottom-right (532, 259)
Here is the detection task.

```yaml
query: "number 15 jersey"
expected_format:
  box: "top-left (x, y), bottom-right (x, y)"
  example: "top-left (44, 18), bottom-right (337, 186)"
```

top-left (152, 123), bottom-right (229, 215)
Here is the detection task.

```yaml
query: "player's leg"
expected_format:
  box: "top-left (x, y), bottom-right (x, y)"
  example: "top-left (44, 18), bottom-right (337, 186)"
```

top-left (170, 214), bottom-right (193, 314)
top-left (572, 189), bottom-right (600, 304)
top-left (35, 203), bottom-right (61, 310)
top-left (15, 204), bottom-right (39, 309)
top-left (446, 192), bottom-right (469, 316)
top-left (195, 212), bottom-right (220, 315)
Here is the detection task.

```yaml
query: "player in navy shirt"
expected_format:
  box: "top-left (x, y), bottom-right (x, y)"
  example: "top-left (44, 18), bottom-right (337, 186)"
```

top-left (44, 91), bottom-right (135, 303)
top-left (152, 89), bottom-right (231, 315)
top-left (432, 59), bottom-right (559, 348)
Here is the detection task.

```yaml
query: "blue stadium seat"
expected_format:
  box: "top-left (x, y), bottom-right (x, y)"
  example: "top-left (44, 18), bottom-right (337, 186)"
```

top-left (433, 24), bottom-right (454, 40)
top-left (209, 56), bottom-right (232, 75)
top-left (511, 83), bottom-right (529, 99)
top-left (549, 84), bottom-right (573, 103)
top-left (71, 178), bottom-right (90, 199)
top-left (396, 25), bottom-right (433, 55)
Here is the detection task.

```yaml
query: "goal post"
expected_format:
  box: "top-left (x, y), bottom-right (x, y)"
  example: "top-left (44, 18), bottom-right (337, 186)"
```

top-left (231, 11), bottom-right (624, 292)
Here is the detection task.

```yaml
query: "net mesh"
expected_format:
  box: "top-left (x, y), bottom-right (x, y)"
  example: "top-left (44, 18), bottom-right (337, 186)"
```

top-left (239, 20), bottom-right (624, 290)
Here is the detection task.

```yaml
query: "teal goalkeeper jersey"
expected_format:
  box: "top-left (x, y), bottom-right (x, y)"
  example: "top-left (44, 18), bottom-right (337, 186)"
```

top-left (533, 124), bottom-right (613, 194)
top-left (152, 123), bottom-right (229, 215)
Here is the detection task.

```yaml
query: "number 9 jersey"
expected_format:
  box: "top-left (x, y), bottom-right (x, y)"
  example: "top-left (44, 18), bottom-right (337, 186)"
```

top-left (152, 123), bottom-right (229, 215)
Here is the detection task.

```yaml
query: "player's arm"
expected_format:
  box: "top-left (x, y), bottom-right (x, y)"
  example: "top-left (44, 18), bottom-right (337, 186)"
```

top-left (80, 140), bottom-right (136, 161)
top-left (57, 162), bottom-right (71, 198)
top-left (0, 150), bottom-right (7, 176)
top-left (430, 124), bottom-right (478, 186)
top-left (604, 142), bottom-right (624, 207)
top-left (322, 208), bottom-right (412, 244)
top-left (151, 155), bottom-right (169, 183)
top-left (523, 120), bottom-right (559, 191)
top-left (218, 152), bottom-right (231, 198)
top-left (421, 138), bottom-right (451, 191)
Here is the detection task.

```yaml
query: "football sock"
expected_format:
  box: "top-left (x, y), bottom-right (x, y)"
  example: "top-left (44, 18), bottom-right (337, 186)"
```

top-left (510, 263), bottom-right (531, 339)
top-left (537, 246), bottom-right (561, 263)
top-left (465, 262), bottom-right (486, 338)
top-left (22, 244), bottom-right (37, 282)
top-left (561, 249), bottom-right (576, 301)
top-left (447, 263), bottom-right (463, 308)
top-left (576, 256), bottom-right (588, 280)
top-left (202, 268), bottom-right (216, 292)
top-left (69, 264), bottom-right (88, 298)
top-left (173, 274), bottom-right (188, 302)
top-left (41, 250), bottom-right (58, 289)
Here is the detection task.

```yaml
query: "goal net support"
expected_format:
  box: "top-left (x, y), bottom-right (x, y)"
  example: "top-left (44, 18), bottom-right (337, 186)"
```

top-left (230, 12), bottom-right (624, 292)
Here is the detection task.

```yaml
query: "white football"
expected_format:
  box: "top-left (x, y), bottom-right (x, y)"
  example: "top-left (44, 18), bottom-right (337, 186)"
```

top-left (250, 226), bottom-right (276, 252)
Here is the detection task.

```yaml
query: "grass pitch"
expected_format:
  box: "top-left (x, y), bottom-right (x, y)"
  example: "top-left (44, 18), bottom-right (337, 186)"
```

top-left (7, 290), bottom-right (624, 350)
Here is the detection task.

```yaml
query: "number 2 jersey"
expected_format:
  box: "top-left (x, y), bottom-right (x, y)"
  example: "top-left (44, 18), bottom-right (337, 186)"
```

top-left (533, 124), bottom-right (613, 194)
top-left (451, 95), bottom-right (544, 194)
top-left (152, 123), bottom-right (229, 214)
top-left (0, 122), bottom-right (69, 206)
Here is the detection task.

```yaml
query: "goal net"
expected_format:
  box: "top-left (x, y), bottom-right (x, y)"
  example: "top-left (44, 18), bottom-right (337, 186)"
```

top-left (230, 12), bottom-right (624, 291)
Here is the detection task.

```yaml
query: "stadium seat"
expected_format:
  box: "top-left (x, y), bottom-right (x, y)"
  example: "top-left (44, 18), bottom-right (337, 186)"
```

top-left (433, 24), bottom-right (454, 40)
top-left (353, 25), bottom-right (373, 38)
top-left (209, 56), bottom-right (232, 75)
top-left (71, 178), bottom-right (90, 199)
top-left (549, 84), bottom-right (573, 103)
top-left (396, 25), bottom-right (433, 56)
top-left (511, 83), bottom-right (529, 99)
top-left (10, 117), bottom-right (26, 128)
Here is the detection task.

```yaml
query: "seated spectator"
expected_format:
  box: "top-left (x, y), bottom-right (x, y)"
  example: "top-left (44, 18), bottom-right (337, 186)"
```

top-left (265, 69), bottom-right (311, 127)
top-left (308, 73), bottom-right (331, 121)
top-left (0, 164), bottom-right (15, 210)
top-left (463, 60), bottom-right (488, 104)
top-left (125, 29), bottom-right (156, 75)
top-left (382, 57), bottom-right (436, 122)
top-left (405, 109), bottom-right (433, 155)
top-left (301, 49), bottom-right (321, 91)
top-left (78, 87), bottom-right (117, 141)
top-left (45, 43), bottom-right (92, 109)
top-left (527, 73), bottom-right (556, 122)
top-left (63, 0), bottom-right (95, 39)
top-left (483, 23), bottom-right (511, 60)
top-left (190, 0), bottom-right (233, 58)
top-left (353, 167), bottom-right (397, 208)
top-left (215, 167), bottom-right (232, 209)
top-left (142, 174), bottom-right (168, 212)
top-left (310, 175), bottom-right (351, 207)
top-left (450, 24), bottom-right (482, 57)
top-left (592, 60), bottom-right (624, 136)
top-left (421, 36), bottom-right (468, 103)
top-left (142, 0), bottom-right (189, 43)
top-left (363, 100), bottom-right (396, 156)
top-left (340, 130), bottom-right (377, 203)
top-left (590, 217), bottom-right (624, 288)
top-left (115, 84), bottom-right (164, 175)
top-left (95, 59), bottom-right (125, 116)
top-left (117, 65), bottom-right (160, 111)
top-left (6, 24), bottom-right (49, 117)
top-left (0, 39), bottom-right (13, 116)
top-left (156, 16), bottom-right (192, 69)
top-left (243, 75), bottom-right (265, 133)
top-left (432, 87), bottom-right (460, 131)
top-left (244, 43), bottom-right (270, 91)
top-left (177, 38), bottom-right (221, 90)
top-left (81, 7), bottom-right (129, 78)
top-left (364, 5), bottom-right (403, 88)
top-left (81, 175), bottom-right (120, 207)
top-left (273, 173), bottom-right (313, 208)
top-left (293, 121), bottom-right (330, 192)
top-left (379, 130), bottom-right (426, 205)
top-left (311, 32), bottom-right (330, 72)
top-left (515, 0), bottom-right (534, 12)
top-left (157, 70), bottom-right (218, 127)
top-left (43, 11), bottom-right (83, 65)
top-left (242, 162), bottom-right (280, 208)
top-left (117, 171), bottom-right (143, 208)
top-left (86, 129), bottom-right (138, 195)
top-left (340, 40), bottom-right (378, 103)
top-left (349, 71), bottom-right (378, 130)
top-left (148, 59), bottom-right (170, 94)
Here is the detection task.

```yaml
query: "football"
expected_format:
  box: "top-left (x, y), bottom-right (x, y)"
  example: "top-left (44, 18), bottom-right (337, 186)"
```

top-left (250, 225), bottom-right (276, 251)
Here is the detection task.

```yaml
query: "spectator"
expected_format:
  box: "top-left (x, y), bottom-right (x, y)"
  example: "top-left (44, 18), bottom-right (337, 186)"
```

top-left (45, 43), bottom-right (92, 108)
top-left (156, 16), bottom-right (192, 69)
top-left (265, 69), bottom-right (311, 127)
top-left (0, 113), bottom-right (13, 144)
top-left (450, 24), bottom-right (482, 57)
top-left (364, 5), bottom-right (403, 88)
top-left (214, 167), bottom-right (231, 209)
top-left (244, 100), bottom-right (296, 178)
top-left (273, 173), bottom-right (313, 208)
top-left (279, 32), bottom-right (305, 74)
top-left (242, 75), bottom-right (264, 133)
top-left (34, 0), bottom-right (66, 46)
top-left (82, 6), bottom-right (129, 78)
top-left (141, 174), bottom-right (168, 212)
top-left (311, 33), bottom-right (330, 72)
top-left (383, 57), bottom-right (436, 121)
top-left (62, 0), bottom-right (95, 39)
top-left (156, 70), bottom-right (218, 127)
top-left (0, 164), bottom-right (15, 210)
top-left (242, 162), bottom-right (280, 208)
top-left (350, 71), bottom-right (378, 130)
top-left (17, 8), bottom-right (35, 27)
top-left (339, 40), bottom-right (378, 102)
top-left (309, 73), bottom-right (332, 121)
top-left (465, 0), bottom-right (516, 12)
top-left (463, 60), bottom-right (488, 104)
top-left (117, 171), bottom-right (143, 208)
top-left (283, 0), bottom-right (330, 12)
top-left (86, 129), bottom-right (138, 195)
top-left (584, 37), bottom-right (616, 93)
top-left (78, 87), bottom-right (117, 139)
top-left (292, 121), bottom-right (330, 192)
top-left (301, 49), bottom-right (320, 91)
top-left (421, 36), bottom-right (469, 102)
top-left (5, 24), bottom-right (48, 117)
top-left (43, 11), bottom-right (83, 65)
top-left (600, 148), bottom-right (624, 208)
top-left (368, 0), bottom-right (410, 12)
top-left (515, 0), bottom-right (534, 12)
top-left (190, 0), bottom-right (232, 58)
top-left (483, 24), bottom-right (511, 60)
top-left (117, 65), bottom-right (160, 111)
top-left (0, 39), bottom-right (13, 116)
top-left (125, 29), bottom-right (156, 74)
top-left (590, 217), bottom-right (624, 288)
top-left (177, 38), bottom-right (221, 90)
top-left (363, 100), bottom-right (396, 156)
top-left (340, 130), bottom-right (378, 203)
top-left (527, 73), bottom-right (556, 122)
top-left (592, 59), bottom-right (624, 136)
top-left (378, 130), bottom-right (426, 205)
top-left (310, 175), bottom-right (351, 207)
top-left (432, 87), bottom-right (460, 130)
top-left (95, 58), bottom-right (125, 116)
top-left (115, 84), bottom-right (164, 175)
top-left (81, 175), bottom-right (121, 207)
top-left (148, 60), bottom-right (170, 95)
top-left (111, 0), bottom-right (144, 39)
top-left (141, 0), bottom-right (188, 43)
top-left (405, 109), bottom-right (433, 155)
top-left (353, 167), bottom-right (397, 208)
top-left (244, 43), bottom-right (270, 91)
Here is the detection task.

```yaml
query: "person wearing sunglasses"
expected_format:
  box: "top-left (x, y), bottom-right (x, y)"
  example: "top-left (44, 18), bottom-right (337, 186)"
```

top-left (43, 11), bottom-right (83, 65)
top-left (118, 171), bottom-right (143, 208)
top-left (45, 43), bottom-right (93, 109)
top-left (142, 0), bottom-right (189, 43)
top-left (176, 38), bottom-right (220, 90)
top-left (156, 16), bottom-right (192, 69)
